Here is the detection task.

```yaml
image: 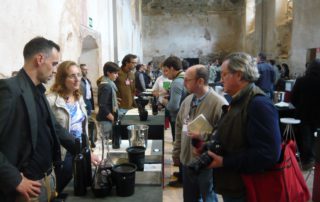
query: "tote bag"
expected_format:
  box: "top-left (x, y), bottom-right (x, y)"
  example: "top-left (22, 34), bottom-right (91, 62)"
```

top-left (241, 140), bottom-right (310, 202)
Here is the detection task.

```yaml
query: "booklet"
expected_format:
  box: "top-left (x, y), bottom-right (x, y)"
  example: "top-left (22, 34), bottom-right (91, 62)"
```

top-left (188, 114), bottom-right (213, 134)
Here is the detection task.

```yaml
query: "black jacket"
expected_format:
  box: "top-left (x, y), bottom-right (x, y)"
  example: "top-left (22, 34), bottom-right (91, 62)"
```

top-left (96, 82), bottom-right (113, 122)
top-left (291, 74), bottom-right (320, 125)
top-left (0, 69), bottom-right (75, 201)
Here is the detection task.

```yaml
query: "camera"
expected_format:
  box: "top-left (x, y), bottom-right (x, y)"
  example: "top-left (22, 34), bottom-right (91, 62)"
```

top-left (188, 139), bottom-right (222, 173)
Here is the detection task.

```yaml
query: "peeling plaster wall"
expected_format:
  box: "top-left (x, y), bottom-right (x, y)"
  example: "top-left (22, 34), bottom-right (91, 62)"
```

top-left (0, 0), bottom-right (143, 79)
top-left (116, 0), bottom-right (143, 64)
top-left (290, 0), bottom-right (320, 75)
top-left (0, 0), bottom-right (63, 76)
top-left (142, 11), bottom-right (244, 64)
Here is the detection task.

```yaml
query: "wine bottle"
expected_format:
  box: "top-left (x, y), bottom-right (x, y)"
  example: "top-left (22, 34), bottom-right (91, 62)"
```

top-left (112, 117), bottom-right (121, 149)
top-left (73, 138), bottom-right (86, 196)
top-left (152, 96), bottom-right (158, 115)
top-left (81, 133), bottom-right (92, 187)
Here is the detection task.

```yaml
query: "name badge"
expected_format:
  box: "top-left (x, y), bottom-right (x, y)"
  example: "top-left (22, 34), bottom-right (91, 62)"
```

top-left (182, 124), bottom-right (188, 136)
top-left (125, 79), bottom-right (130, 86)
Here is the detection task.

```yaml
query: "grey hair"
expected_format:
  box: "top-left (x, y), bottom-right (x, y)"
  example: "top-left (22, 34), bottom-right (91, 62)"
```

top-left (224, 52), bottom-right (260, 82)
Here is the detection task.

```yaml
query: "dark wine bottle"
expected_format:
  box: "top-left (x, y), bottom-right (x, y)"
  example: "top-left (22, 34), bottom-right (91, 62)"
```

top-left (73, 138), bottom-right (86, 196)
top-left (152, 96), bottom-right (158, 115)
top-left (81, 133), bottom-right (92, 187)
top-left (112, 117), bottom-right (121, 149)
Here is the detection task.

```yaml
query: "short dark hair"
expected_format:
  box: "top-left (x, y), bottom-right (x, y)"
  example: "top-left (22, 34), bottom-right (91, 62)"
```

top-left (258, 52), bottom-right (267, 61)
top-left (23, 36), bottom-right (60, 60)
top-left (269, 59), bottom-right (276, 66)
top-left (80, 64), bottom-right (87, 68)
top-left (195, 65), bottom-right (209, 85)
top-left (163, 56), bottom-right (182, 71)
top-left (121, 54), bottom-right (137, 66)
top-left (182, 59), bottom-right (190, 71)
top-left (306, 59), bottom-right (320, 76)
top-left (135, 64), bottom-right (144, 71)
top-left (103, 62), bottom-right (120, 76)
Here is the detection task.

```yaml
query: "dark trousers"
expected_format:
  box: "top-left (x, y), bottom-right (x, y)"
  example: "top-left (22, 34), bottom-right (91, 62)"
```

top-left (182, 165), bottom-right (217, 202)
top-left (88, 120), bottom-right (95, 147)
top-left (300, 122), bottom-right (317, 164)
top-left (84, 99), bottom-right (93, 116)
top-left (57, 152), bottom-right (73, 193)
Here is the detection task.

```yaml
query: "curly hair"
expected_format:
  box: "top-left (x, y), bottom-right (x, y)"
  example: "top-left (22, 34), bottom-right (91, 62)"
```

top-left (50, 61), bottom-right (81, 100)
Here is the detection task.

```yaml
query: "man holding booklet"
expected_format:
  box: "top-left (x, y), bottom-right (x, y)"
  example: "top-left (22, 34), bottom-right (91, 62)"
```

top-left (172, 65), bottom-right (227, 202)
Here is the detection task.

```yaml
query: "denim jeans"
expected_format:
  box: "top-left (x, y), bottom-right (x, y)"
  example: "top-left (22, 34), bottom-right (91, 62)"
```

top-left (16, 172), bottom-right (56, 202)
top-left (182, 165), bottom-right (217, 202)
top-left (84, 98), bottom-right (93, 116)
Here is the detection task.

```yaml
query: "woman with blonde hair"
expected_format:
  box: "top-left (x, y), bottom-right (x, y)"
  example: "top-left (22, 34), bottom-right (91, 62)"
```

top-left (47, 61), bottom-right (99, 193)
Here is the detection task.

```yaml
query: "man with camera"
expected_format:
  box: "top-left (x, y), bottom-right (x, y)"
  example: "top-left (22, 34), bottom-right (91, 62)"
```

top-left (172, 65), bottom-right (227, 202)
top-left (206, 52), bottom-right (281, 201)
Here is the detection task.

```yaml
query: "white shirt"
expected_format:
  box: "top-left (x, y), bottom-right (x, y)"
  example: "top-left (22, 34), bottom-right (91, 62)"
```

top-left (152, 75), bottom-right (171, 103)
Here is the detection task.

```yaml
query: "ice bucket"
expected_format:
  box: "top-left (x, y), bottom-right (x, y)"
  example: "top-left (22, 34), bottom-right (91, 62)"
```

top-left (127, 125), bottom-right (149, 148)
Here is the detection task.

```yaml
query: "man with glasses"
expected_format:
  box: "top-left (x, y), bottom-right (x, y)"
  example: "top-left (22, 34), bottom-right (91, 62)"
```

top-left (207, 52), bottom-right (281, 202)
top-left (115, 54), bottom-right (138, 116)
top-left (172, 65), bottom-right (227, 201)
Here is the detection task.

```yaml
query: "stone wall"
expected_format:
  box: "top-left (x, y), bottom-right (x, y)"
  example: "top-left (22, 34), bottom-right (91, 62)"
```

top-left (0, 0), bottom-right (143, 79)
top-left (142, 0), bottom-right (245, 64)
top-left (290, 0), bottom-right (320, 75)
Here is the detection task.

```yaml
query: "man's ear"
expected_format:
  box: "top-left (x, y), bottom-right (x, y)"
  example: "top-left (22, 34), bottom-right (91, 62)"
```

top-left (35, 53), bottom-right (45, 67)
top-left (198, 78), bottom-right (205, 86)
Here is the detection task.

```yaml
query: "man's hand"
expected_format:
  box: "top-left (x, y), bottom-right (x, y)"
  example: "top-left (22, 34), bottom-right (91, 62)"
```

top-left (117, 98), bottom-right (121, 105)
top-left (161, 98), bottom-right (168, 106)
top-left (172, 157), bottom-right (180, 166)
top-left (16, 173), bottom-right (41, 201)
top-left (207, 151), bottom-right (223, 168)
top-left (91, 153), bottom-right (101, 166)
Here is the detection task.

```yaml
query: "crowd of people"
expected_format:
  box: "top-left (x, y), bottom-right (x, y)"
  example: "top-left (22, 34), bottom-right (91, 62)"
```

top-left (0, 36), bottom-right (318, 202)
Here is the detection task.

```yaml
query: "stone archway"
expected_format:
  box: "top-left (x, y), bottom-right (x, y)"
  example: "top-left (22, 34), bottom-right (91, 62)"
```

top-left (79, 26), bottom-right (101, 89)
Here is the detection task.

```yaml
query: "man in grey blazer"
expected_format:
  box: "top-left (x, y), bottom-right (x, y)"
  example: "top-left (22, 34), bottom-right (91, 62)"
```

top-left (0, 37), bottom-right (98, 201)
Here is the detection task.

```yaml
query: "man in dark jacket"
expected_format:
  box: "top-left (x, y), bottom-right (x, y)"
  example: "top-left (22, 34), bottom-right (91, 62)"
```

top-left (80, 64), bottom-right (95, 116)
top-left (255, 52), bottom-right (275, 99)
top-left (80, 64), bottom-right (96, 147)
top-left (0, 37), bottom-right (99, 201)
top-left (207, 52), bottom-right (281, 201)
top-left (291, 59), bottom-right (320, 170)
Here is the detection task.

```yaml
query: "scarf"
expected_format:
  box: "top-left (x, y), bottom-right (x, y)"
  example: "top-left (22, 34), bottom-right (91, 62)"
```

top-left (100, 76), bottom-right (118, 113)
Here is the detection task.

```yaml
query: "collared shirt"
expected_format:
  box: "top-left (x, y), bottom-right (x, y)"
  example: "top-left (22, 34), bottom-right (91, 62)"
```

top-left (84, 79), bottom-right (92, 100)
top-left (22, 70), bottom-right (54, 180)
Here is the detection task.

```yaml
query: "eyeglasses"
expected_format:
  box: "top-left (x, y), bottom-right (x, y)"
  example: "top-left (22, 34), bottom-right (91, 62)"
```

top-left (67, 73), bottom-right (82, 80)
top-left (184, 78), bottom-right (197, 82)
